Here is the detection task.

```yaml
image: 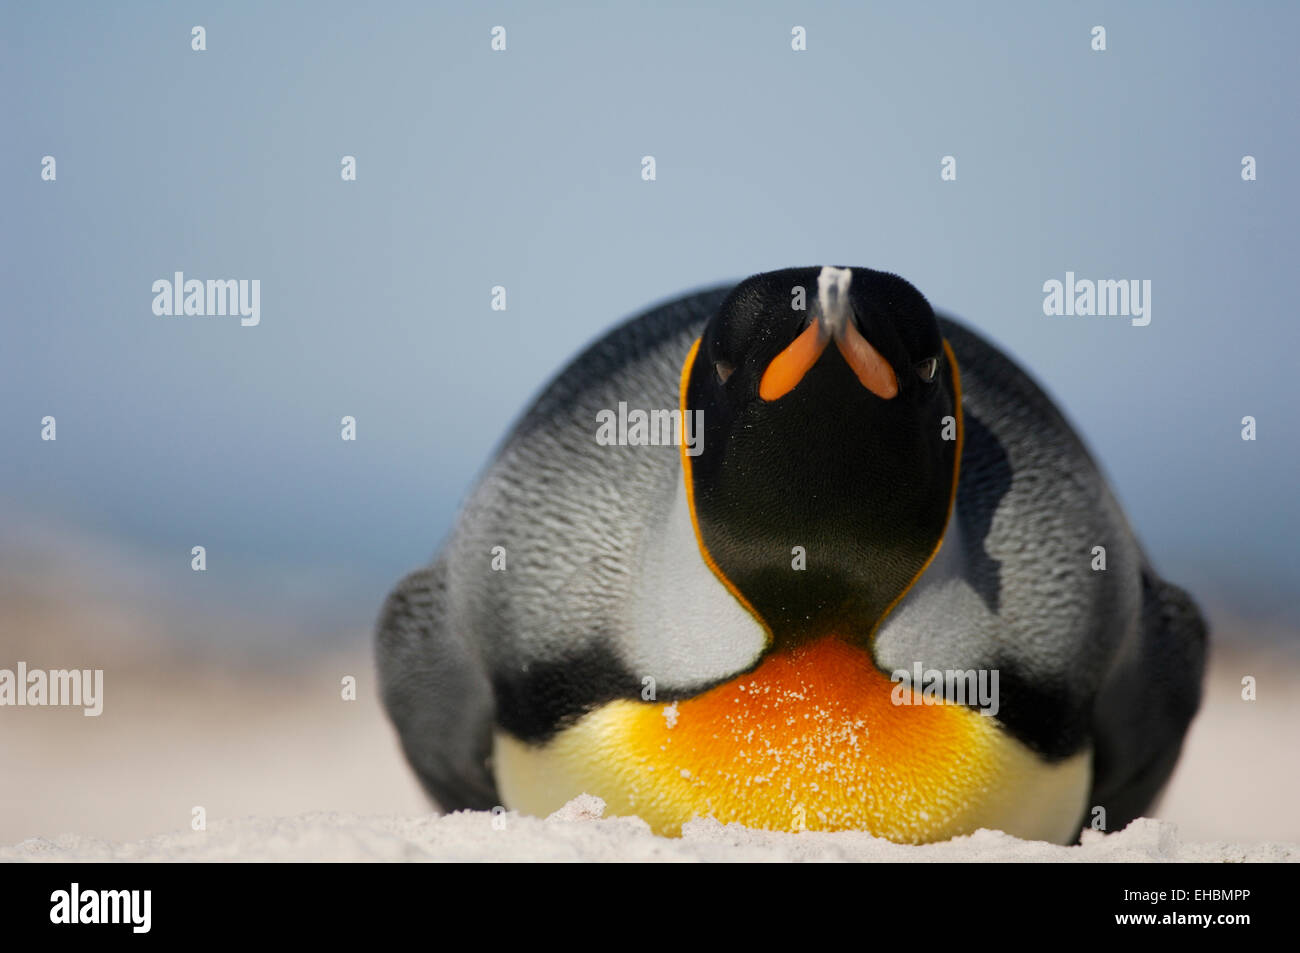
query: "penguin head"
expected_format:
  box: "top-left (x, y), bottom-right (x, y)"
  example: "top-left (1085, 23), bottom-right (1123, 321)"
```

top-left (682, 266), bottom-right (962, 642)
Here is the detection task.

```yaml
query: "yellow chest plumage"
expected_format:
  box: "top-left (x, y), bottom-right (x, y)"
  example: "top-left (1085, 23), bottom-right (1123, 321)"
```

top-left (494, 637), bottom-right (1091, 843)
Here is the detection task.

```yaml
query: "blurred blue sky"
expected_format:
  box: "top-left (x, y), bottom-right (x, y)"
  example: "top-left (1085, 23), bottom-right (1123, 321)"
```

top-left (3, 1), bottom-right (1297, 645)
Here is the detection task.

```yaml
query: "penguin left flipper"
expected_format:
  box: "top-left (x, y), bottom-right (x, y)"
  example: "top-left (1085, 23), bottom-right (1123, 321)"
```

top-left (375, 562), bottom-right (499, 811)
top-left (1088, 569), bottom-right (1207, 831)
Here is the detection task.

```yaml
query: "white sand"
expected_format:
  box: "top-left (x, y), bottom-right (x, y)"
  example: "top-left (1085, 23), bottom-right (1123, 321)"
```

top-left (5, 796), bottom-right (1295, 863)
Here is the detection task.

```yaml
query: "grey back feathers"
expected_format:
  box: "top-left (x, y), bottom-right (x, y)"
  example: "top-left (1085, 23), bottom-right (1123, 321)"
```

top-left (444, 288), bottom-right (756, 697)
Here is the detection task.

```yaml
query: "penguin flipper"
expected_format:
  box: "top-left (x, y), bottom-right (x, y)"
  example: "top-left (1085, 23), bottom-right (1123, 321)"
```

top-left (1088, 569), bottom-right (1208, 832)
top-left (375, 563), bottom-right (499, 812)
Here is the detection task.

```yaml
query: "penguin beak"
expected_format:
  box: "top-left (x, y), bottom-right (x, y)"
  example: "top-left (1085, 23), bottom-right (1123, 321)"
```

top-left (758, 301), bottom-right (899, 402)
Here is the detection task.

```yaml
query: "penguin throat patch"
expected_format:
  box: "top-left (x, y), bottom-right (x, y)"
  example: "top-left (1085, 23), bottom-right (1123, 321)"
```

top-left (494, 637), bottom-right (1091, 844)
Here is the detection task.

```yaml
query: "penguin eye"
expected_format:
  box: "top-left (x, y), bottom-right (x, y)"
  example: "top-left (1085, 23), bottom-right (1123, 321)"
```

top-left (915, 356), bottom-right (939, 383)
top-left (714, 360), bottom-right (735, 384)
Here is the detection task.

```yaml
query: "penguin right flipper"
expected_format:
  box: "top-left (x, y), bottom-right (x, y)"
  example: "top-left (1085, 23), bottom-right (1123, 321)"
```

top-left (1088, 569), bottom-right (1208, 831)
top-left (375, 562), bottom-right (499, 812)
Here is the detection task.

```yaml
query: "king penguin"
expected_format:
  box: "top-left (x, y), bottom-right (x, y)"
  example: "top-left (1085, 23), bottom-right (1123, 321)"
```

top-left (376, 266), bottom-right (1206, 844)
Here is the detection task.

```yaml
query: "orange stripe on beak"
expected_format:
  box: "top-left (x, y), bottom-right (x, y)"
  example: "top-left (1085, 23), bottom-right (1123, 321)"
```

top-left (758, 318), bottom-right (830, 401)
top-left (835, 317), bottom-right (899, 399)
